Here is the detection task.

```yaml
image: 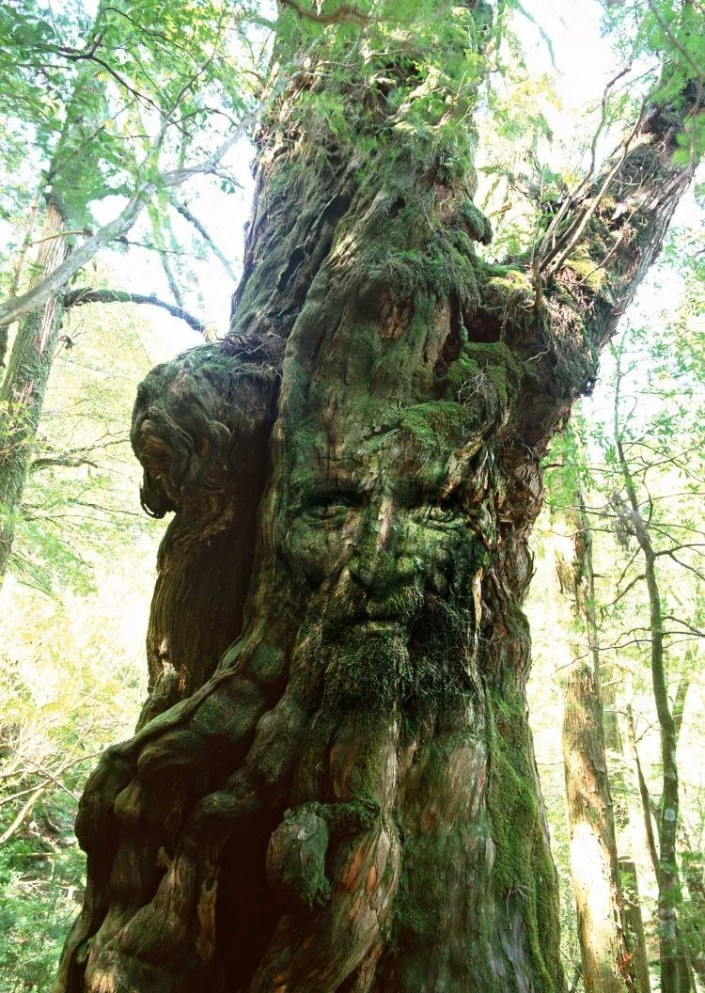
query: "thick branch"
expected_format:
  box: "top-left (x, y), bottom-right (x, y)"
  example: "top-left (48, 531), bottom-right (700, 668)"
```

top-left (63, 287), bottom-right (207, 334)
top-left (544, 76), bottom-right (701, 342)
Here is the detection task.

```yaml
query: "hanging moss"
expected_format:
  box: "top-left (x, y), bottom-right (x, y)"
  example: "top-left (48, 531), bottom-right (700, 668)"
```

top-left (486, 683), bottom-right (562, 993)
top-left (363, 236), bottom-right (480, 308)
top-left (457, 198), bottom-right (493, 245)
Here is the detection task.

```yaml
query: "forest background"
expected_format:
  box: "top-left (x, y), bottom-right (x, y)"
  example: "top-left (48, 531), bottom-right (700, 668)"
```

top-left (0, 0), bottom-right (703, 990)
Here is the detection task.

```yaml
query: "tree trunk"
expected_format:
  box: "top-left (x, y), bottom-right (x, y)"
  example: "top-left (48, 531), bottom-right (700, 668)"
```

top-left (55, 3), bottom-right (701, 991)
top-left (0, 2), bottom-right (109, 586)
top-left (563, 662), bottom-right (633, 993)
top-left (0, 198), bottom-right (68, 583)
top-left (679, 834), bottom-right (705, 988)
top-left (558, 497), bottom-right (635, 993)
top-left (620, 859), bottom-right (653, 993)
top-left (600, 685), bottom-right (652, 993)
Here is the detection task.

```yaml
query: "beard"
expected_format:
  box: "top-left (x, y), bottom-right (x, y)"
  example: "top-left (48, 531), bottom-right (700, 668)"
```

top-left (322, 623), bottom-right (413, 708)
top-left (317, 585), bottom-right (476, 710)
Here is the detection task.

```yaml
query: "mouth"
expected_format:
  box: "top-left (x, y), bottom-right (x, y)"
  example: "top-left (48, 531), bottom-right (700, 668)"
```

top-left (356, 618), bottom-right (405, 635)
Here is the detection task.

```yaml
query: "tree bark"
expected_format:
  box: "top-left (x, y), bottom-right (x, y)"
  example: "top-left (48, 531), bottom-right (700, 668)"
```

top-left (55, 3), bottom-right (701, 991)
top-left (563, 663), bottom-right (633, 993)
top-left (600, 685), bottom-right (652, 993)
top-left (63, 288), bottom-right (207, 336)
top-left (558, 496), bottom-right (635, 993)
top-left (0, 198), bottom-right (68, 583)
top-left (620, 859), bottom-right (653, 993)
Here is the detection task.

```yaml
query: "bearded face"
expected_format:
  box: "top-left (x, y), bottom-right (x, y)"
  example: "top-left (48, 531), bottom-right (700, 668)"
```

top-left (278, 424), bottom-right (489, 708)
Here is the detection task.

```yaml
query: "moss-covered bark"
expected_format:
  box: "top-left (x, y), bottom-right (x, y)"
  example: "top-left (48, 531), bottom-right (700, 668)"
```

top-left (55, 3), bottom-right (701, 991)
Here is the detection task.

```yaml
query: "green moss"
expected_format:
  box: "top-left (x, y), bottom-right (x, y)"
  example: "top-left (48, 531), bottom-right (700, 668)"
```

top-left (486, 683), bottom-right (562, 993)
top-left (358, 194), bottom-right (483, 310)
top-left (443, 341), bottom-right (521, 417)
top-left (483, 266), bottom-right (534, 315)
top-left (393, 832), bottom-right (451, 941)
top-left (364, 238), bottom-right (480, 308)
top-left (565, 252), bottom-right (607, 291)
top-left (400, 400), bottom-right (468, 451)
top-left (457, 199), bottom-right (492, 245)
top-left (247, 643), bottom-right (286, 688)
top-left (272, 803), bottom-right (332, 910)
top-left (464, 341), bottom-right (522, 407)
top-left (443, 354), bottom-right (483, 399)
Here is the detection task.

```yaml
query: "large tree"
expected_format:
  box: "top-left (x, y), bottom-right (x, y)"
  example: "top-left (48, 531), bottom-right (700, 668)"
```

top-left (55, 1), bottom-right (702, 991)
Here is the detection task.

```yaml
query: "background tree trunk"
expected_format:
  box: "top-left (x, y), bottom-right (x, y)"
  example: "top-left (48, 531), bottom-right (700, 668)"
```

top-left (558, 496), bottom-right (636, 993)
top-left (55, 3), bottom-right (701, 991)
top-left (613, 361), bottom-right (690, 993)
top-left (620, 859), bottom-right (653, 993)
top-left (0, 199), bottom-right (68, 584)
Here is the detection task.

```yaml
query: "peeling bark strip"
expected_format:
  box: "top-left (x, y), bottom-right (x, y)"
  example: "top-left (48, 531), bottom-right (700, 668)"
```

top-left (56, 2), bottom-right (701, 991)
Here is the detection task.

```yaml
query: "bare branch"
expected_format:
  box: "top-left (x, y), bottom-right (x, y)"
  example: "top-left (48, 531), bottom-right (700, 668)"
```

top-left (600, 571), bottom-right (646, 611)
top-left (0, 108), bottom-right (257, 328)
top-left (169, 195), bottom-right (238, 279)
top-left (63, 287), bottom-right (207, 335)
top-left (662, 615), bottom-right (705, 639)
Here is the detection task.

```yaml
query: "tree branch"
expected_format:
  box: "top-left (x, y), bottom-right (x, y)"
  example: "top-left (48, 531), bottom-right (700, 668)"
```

top-left (0, 108), bottom-right (257, 328)
top-left (63, 287), bottom-right (207, 335)
top-left (540, 68), bottom-right (702, 358)
top-left (278, 0), bottom-right (369, 27)
top-left (169, 195), bottom-right (237, 279)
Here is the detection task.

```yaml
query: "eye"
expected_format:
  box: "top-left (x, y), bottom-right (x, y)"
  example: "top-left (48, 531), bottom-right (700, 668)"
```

top-left (426, 506), bottom-right (457, 524)
top-left (303, 493), bottom-right (359, 522)
top-left (318, 502), bottom-right (353, 520)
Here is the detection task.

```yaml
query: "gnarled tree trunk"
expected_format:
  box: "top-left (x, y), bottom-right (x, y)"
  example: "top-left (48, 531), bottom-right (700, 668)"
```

top-left (55, 3), bottom-right (700, 991)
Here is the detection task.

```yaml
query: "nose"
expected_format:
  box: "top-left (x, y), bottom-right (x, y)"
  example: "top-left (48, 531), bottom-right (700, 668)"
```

top-left (347, 501), bottom-right (416, 595)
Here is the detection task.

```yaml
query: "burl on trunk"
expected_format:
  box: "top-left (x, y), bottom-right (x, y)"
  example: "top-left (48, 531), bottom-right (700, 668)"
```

top-left (55, 2), bottom-right (699, 991)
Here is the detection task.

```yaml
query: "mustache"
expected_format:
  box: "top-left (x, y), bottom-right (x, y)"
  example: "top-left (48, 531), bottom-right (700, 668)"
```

top-left (320, 582), bottom-right (426, 635)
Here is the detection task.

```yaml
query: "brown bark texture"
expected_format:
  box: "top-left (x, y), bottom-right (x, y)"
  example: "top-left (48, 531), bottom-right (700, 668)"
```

top-left (55, 3), bottom-right (701, 991)
top-left (0, 199), bottom-right (68, 583)
top-left (563, 662), bottom-right (632, 993)
top-left (619, 860), bottom-right (653, 993)
top-left (558, 501), bottom-right (636, 993)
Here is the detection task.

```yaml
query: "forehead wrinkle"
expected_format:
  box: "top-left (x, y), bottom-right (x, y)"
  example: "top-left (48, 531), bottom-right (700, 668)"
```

top-left (289, 422), bottom-right (467, 505)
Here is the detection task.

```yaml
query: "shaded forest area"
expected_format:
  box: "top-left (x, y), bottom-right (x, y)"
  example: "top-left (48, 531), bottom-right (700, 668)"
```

top-left (1, 0), bottom-right (704, 991)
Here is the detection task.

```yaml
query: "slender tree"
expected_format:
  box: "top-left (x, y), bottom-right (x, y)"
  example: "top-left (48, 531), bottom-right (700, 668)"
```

top-left (607, 334), bottom-right (700, 993)
top-left (55, 2), bottom-right (703, 991)
top-left (557, 488), bottom-right (639, 993)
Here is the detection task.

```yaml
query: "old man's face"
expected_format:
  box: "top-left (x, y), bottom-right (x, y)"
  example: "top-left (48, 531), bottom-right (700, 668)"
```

top-left (279, 419), bottom-right (490, 706)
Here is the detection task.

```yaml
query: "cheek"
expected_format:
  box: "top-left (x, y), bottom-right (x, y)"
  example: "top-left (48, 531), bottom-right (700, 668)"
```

top-left (281, 517), bottom-right (359, 585)
top-left (405, 526), bottom-right (482, 592)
